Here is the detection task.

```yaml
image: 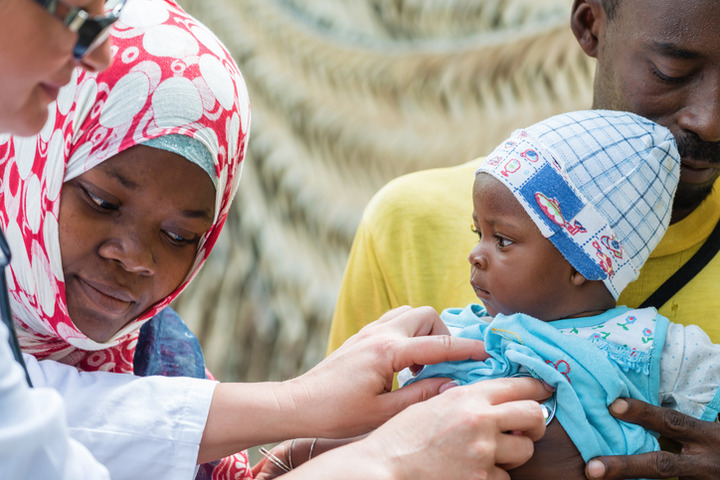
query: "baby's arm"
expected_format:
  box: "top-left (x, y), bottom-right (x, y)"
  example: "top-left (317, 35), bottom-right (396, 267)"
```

top-left (659, 322), bottom-right (720, 420)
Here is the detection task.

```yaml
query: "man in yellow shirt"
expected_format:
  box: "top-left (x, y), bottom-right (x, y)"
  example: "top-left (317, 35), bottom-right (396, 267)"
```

top-left (328, 0), bottom-right (720, 478)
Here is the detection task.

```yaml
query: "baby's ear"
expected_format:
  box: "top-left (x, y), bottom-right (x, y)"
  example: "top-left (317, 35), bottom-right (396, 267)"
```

top-left (570, 269), bottom-right (588, 287)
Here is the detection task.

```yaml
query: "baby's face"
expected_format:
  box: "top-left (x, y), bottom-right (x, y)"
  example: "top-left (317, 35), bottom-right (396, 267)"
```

top-left (58, 144), bottom-right (215, 342)
top-left (468, 173), bottom-right (574, 319)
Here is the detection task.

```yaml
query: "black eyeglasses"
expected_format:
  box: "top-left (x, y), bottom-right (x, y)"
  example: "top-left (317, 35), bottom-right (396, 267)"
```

top-left (33, 0), bottom-right (128, 60)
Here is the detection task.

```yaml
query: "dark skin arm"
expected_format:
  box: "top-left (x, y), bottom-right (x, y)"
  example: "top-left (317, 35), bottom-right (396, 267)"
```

top-left (508, 417), bottom-right (586, 480)
top-left (585, 398), bottom-right (720, 480)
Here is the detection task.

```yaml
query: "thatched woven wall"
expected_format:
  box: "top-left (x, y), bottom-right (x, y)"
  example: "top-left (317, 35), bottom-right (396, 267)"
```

top-left (173, 0), bottom-right (595, 382)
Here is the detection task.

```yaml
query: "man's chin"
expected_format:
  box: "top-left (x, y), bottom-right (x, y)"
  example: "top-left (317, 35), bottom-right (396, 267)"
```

top-left (672, 182), bottom-right (715, 216)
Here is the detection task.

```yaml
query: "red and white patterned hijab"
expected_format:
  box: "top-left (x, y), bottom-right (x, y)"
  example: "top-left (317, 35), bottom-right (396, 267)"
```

top-left (0, 0), bottom-right (250, 373)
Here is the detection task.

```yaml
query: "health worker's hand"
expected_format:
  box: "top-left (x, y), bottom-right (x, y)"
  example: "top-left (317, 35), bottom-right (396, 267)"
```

top-left (285, 305), bottom-right (490, 438)
top-left (200, 306), bottom-right (488, 464)
top-left (280, 377), bottom-right (551, 480)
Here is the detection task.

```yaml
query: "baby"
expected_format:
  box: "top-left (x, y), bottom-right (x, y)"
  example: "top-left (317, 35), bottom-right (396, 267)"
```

top-left (408, 110), bottom-right (720, 479)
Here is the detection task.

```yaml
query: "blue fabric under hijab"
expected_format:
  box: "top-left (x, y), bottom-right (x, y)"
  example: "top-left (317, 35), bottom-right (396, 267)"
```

top-left (143, 134), bottom-right (217, 187)
top-left (409, 304), bottom-right (670, 464)
top-left (133, 308), bottom-right (206, 380)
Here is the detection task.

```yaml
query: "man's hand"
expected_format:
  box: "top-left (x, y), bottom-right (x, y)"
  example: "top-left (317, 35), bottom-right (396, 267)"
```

top-left (585, 398), bottom-right (720, 480)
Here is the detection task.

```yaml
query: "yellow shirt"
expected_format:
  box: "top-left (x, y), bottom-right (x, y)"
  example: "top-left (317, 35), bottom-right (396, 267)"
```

top-left (327, 158), bottom-right (720, 353)
top-left (619, 184), bottom-right (720, 341)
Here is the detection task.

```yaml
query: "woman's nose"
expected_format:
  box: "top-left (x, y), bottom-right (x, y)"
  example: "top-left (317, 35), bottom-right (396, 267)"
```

top-left (98, 233), bottom-right (155, 275)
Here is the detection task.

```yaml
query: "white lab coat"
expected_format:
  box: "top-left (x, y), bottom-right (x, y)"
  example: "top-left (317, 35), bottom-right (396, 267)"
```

top-left (0, 321), bottom-right (110, 479)
top-left (1, 321), bottom-right (217, 480)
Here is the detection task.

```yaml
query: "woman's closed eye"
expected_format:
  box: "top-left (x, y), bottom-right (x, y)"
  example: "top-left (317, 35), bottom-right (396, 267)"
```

top-left (82, 185), bottom-right (118, 211)
top-left (163, 229), bottom-right (200, 247)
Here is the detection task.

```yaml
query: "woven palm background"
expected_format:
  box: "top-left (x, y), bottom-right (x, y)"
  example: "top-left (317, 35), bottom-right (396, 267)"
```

top-left (173, 0), bottom-right (595, 382)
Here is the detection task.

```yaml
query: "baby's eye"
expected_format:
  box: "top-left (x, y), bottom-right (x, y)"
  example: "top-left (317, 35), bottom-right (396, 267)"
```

top-left (84, 188), bottom-right (117, 210)
top-left (471, 225), bottom-right (481, 240)
top-left (496, 236), bottom-right (513, 248)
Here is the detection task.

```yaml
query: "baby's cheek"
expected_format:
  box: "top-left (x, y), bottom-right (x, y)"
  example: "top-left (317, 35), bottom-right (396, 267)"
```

top-left (506, 419), bottom-right (586, 480)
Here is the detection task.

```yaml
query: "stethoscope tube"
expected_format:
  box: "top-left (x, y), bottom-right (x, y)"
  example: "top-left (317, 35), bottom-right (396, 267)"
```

top-left (0, 229), bottom-right (33, 387)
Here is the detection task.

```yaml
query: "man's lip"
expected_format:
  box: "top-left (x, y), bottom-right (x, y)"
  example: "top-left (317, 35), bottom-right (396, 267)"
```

top-left (680, 160), bottom-right (719, 184)
top-left (682, 158), bottom-right (716, 169)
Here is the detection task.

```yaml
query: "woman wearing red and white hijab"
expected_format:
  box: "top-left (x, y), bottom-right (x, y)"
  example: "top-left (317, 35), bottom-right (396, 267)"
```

top-left (0, 0), bottom-right (251, 478)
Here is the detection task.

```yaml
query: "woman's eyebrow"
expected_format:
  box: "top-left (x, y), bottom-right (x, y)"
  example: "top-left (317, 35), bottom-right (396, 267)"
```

top-left (180, 207), bottom-right (213, 222)
top-left (103, 167), bottom-right (214, 221)
top-left (105, 168), bottom-right (140, 190)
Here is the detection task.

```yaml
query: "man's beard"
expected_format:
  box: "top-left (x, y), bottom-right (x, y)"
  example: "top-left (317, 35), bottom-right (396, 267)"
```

top-left (673, 132), bottom-right (720, 212)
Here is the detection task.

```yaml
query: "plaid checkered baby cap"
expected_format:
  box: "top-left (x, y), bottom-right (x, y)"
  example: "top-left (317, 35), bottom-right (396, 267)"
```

top-left (476, 110), bottom-right (680, 299)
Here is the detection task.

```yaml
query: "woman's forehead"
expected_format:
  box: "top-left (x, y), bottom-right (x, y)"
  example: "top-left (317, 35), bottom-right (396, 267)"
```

top-left (86, 145), bottom-right (216, 217)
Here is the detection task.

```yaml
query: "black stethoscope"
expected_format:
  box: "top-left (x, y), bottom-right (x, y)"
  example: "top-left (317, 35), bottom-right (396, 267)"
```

top-left (0, 231), bottom-right (33, 387)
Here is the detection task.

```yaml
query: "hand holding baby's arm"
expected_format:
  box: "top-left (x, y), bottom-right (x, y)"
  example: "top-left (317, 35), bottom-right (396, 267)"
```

top-left (586, 398), bottom-right (720, 480)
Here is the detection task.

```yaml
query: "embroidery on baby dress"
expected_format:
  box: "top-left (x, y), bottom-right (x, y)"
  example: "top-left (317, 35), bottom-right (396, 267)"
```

top-left (558, 308), bottom-right (658, 374)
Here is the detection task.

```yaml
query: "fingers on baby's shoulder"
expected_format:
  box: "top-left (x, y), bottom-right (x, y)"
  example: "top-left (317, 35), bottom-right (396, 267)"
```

top-left (398, 335), bottom-right (486, 369)
top-left (589, 451), bottom-right (688, 480)
top-left (611, 398), bottom-right (706, 440)
top-left (374, 306), bottom-right (414, 325)
top-left (464, 377), bottom-right (551, 404)
top-left (359, 306), bottom-right (438, 337)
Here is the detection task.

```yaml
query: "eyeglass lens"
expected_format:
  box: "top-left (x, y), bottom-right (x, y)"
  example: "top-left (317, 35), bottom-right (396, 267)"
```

top-left (33, 0), bottom-right (127, 60)
top-left (72, 0), bottom-right (127, 60)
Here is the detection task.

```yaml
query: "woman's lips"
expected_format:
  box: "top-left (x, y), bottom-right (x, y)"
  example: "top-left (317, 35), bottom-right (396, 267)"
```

top-left (75, 277), bottom-right (134, 315)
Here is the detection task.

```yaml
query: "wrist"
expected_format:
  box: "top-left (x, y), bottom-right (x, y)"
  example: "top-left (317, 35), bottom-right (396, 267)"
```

top-left (278, 375), bottom-right (355, 439)
top-left (202, 380), bottom-right (305, 460)
top-left (274, 376), bottom-right (322, 437)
